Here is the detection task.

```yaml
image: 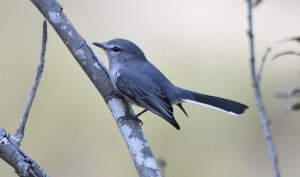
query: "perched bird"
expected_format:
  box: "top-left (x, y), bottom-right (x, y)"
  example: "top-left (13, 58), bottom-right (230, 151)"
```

top-left (93, 39), bottom-right (248, 130)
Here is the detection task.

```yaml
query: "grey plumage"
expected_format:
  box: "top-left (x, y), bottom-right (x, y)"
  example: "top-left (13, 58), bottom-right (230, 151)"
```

top-left (93, 39), bottom-right (248, 130)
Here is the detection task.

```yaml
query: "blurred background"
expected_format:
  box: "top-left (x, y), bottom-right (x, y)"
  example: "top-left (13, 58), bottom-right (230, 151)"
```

top-left (1, 0), bottom-right (300, 176)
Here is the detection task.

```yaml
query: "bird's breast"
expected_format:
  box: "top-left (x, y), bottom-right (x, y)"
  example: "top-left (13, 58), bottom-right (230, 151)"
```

top-left (109, 64), bottom-right (122, 91)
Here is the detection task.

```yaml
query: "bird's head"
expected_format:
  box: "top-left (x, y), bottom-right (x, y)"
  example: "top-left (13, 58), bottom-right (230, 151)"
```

top-left (93, 38), bottom-right (146, 64)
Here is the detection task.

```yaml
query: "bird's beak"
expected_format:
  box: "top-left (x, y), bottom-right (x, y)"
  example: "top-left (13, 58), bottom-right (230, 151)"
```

top-left (92, 42), bottom-right (107, 50)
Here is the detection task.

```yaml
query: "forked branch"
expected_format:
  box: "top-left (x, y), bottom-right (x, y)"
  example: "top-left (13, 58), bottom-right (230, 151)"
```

top-left (246, 1), bottom-right (280, 177)
top-left (0, 21), bottom-right (50, 177)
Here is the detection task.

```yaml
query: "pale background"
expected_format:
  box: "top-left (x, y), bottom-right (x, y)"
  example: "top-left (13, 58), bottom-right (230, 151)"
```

top-left (1, 0), bottom-right (300, 177)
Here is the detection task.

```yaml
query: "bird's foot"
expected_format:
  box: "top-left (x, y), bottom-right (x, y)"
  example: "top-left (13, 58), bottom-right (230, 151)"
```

top-left (117, 116), bottom-right (143, 126)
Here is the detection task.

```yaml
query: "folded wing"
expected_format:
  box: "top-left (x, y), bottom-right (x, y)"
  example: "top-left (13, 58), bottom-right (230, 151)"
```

top-left (115, 71), bottom-right (180, 129)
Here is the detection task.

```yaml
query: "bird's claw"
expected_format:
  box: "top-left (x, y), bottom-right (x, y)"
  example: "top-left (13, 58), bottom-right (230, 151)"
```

top-left (117, 116), bottom-right (143, 126)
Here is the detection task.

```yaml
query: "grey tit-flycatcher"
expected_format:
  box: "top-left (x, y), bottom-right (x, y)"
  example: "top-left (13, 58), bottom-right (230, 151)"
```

top-left (93, 39), bottom-right (248, 130)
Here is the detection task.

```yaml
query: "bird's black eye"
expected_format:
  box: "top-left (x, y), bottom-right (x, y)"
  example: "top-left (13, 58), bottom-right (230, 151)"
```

top-left (112, 46), bottom-right (121, 53)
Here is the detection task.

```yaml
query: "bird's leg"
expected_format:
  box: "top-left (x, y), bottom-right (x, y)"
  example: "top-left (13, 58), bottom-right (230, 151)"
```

top-left (133, 109), bottom-right (148, 125)
top-left (117, 109), bottom-right (148, 126)
top-left (136, 109), bottom-right (148, 118)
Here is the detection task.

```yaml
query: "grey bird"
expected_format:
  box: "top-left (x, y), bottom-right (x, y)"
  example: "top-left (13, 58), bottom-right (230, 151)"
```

top-left (93, 39), bottom-right (248, 130)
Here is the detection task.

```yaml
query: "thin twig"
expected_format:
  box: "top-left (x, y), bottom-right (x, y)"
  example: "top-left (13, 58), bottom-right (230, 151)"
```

top-left (277, 37), bottom-right (300, 44)
top-left (275, 88), bottom-right (300, 99)
top-left (272, 51), bottom-right (300, 60)
top-left (14, 21), bottom-right (47, 145)
top-left (257, 47), bottom-right (271, 82)
top-left (246, 1), bottom-right (280, 177)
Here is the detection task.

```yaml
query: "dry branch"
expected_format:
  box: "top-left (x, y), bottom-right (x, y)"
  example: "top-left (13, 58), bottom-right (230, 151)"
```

top-left (14, 21), bottom-right (48, 145)
top-left (0, 129), bottom-right (50, 177)
top-left (0, 21), bottom-right (50, 177)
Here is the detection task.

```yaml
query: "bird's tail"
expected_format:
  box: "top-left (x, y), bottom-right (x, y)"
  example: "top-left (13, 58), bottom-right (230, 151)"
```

top-left (177, 88), bottom-right (248, 115)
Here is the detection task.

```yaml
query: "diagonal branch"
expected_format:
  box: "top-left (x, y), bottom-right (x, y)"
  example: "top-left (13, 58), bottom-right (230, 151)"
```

top-left (30, 0), bottom-right (161, 177)
top-left (14, 21), bottom-right (48, 145)
top-left (246, 1), bottom-right (281, 177)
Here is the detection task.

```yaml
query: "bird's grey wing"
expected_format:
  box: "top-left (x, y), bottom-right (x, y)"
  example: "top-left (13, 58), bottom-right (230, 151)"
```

top-left (115, 71), bottom-right (180, 129)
